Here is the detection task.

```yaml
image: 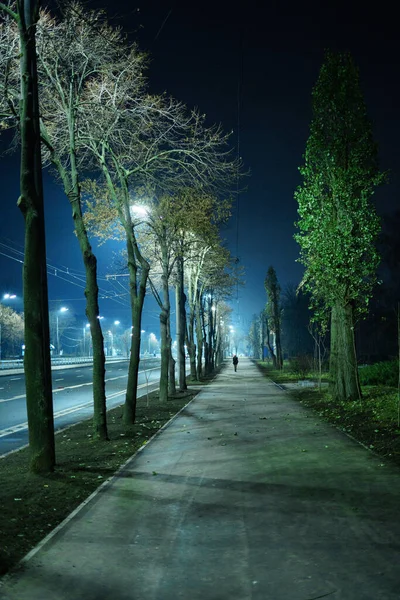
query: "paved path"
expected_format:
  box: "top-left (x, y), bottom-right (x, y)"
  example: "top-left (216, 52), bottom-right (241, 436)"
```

top-left (1, 358), bottom-right (400, 600)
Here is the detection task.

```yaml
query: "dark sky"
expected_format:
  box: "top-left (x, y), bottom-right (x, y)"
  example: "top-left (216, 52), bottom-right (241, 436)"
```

top-left (1, 0), bottom-right (399, 334)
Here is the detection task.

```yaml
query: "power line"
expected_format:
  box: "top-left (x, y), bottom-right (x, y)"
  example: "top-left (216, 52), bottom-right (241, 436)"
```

top-left (235, 26), bottom-right (244, 303)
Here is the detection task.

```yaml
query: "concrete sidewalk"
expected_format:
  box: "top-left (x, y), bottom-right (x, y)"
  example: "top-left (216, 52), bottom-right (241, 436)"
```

top-left (1, 358), bottom-right (400, 600)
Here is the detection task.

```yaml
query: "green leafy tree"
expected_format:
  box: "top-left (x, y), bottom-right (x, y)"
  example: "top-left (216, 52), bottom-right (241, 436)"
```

top-left (264, 266), bottom-right (283, 369)
top-left (0, 303), bottom-right (24, 358)
top-left (295, 51), bottom-right (386, 402)
top-left (248, 315), bottom-right (260, 359)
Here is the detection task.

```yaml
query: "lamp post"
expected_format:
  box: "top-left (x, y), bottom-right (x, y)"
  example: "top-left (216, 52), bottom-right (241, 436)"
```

top-left (112, 321), bottom-right (120, 356)
top-left (56, 307), bottom-right (69, 356)
top-left (148, 332), bottom-right (157, 355)
top-left (83, 323), bottom-right (90, 356)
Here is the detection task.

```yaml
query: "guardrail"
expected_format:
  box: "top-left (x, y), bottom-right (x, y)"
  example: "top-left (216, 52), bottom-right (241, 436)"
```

top-left (0, 355), bottom-right (160, 371)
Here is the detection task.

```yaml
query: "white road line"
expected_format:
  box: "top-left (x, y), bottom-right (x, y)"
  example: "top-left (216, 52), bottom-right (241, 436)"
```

top-left (0, 367), bottom-right (158, 404)
top-left (55, 378), bottom-right (64, 382)
top-left (76, 375), bottom-right (83, 378)
top-left (9, 377), bottom-right (21, 381)
top-left (0, 393), bottom-right (26, 404)
top-left (0, 400), bottom-right (93, 439)
top-left (0, 379), bottom-right (160, 439)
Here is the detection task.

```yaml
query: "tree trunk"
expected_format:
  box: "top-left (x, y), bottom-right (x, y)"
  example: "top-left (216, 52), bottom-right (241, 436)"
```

top-left (186, 304), bottom-right (197, 380)
top-left (124, 233), bottom-right (149, 427)
top-left (195, 299), bottom-right (204, 379)
top-left (159, 308), bottom-right (169, 402)
top-left (329, 302), bottom-right (361, 402)
top-left (206, 300), bottom-right (214, 375)
top-left (17, 2), bottom-right (55, 473)
top-left (168, 316), bottom-right (176, 396)
top-left (72, 196), bottom-right (108, 440)
top-left (260, 314), bottom-right (265, 360)
top-left (275, 326), bottom-right (283, 370)
top-left (41, 93), bottom-right (109, 440)
top-left (159, 238), bottom-right (172, 402)
top-left (266, 326), bottom-right (277, 368)
top-left (176, 254), bottom-right (187, 390)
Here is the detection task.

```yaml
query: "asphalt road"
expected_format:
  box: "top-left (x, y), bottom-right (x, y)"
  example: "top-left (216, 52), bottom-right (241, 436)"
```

top-left (0, 358), bottom-right (161, 456)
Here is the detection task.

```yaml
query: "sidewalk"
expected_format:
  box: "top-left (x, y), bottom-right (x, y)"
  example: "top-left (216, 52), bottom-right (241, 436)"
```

top-left (1, 358), bottom-right (400, 600)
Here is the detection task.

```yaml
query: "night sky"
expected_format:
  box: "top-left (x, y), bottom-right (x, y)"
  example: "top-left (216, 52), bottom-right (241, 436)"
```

top-left (1, 0), bottom-right (399, 334)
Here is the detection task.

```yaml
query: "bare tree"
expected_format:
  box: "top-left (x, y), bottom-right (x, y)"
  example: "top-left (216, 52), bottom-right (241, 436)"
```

top-left (0, 2), bottom-right (126, 439)
top-left (265, 266), bottom-right (283, 369)
top-left (80, 63), bottom-right (238, 426)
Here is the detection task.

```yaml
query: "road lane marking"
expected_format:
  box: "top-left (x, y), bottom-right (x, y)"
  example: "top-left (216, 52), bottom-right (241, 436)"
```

top-left (0, 380), bottom-right (160, 439)
top-left (0, 393), bottom-right (26, 404)
top-left (0, 401), bottom-right (93, 438)
top-left (9, 377), bottom-right (21, 381)
top-left (55, 378), bottom-right (64, 381)
top-left (0, 367), bottom-right (159, 403)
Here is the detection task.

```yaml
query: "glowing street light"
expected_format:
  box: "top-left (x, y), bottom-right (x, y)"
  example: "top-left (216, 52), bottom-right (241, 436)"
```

top-left (109, 320), bottom-right (121, 356)
top-left (130, 204), bottom-right (149, 220)
top-left (148, 332), bottom-right (157, 354)
top-left (56, 307), bottom-right (69, 356)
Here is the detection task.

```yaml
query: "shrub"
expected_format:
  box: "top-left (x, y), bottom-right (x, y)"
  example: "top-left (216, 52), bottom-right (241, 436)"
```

top-left (289, 354), bottom-right (312, 380)
top-left (358, 360), bottom-right (399, 387)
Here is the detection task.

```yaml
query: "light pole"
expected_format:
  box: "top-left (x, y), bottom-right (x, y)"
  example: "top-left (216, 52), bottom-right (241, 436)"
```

top-left (148, 332), bottom-right (157, 355)
top-left (112, 321), bottom-right (120, 356)
top-left (83, 323), bottom-right (90, 356)
top-left (56, 307), bottom-right (69, 356)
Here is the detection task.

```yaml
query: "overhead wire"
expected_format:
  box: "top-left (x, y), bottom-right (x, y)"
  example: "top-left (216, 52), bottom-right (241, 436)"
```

top-left (0, 237), bottom-right (131, 307)
top-left (235, 26), bottom-right (244, 306)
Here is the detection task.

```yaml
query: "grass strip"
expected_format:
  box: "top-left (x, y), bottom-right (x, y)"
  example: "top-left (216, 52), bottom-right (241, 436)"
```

top-left (255, 361), bottom-right (400, 467)
top-left (0, 385), bottom-right (202, 576)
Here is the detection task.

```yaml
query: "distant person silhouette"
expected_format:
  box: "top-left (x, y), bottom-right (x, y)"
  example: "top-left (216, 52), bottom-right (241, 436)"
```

top-left (232, 355), bottom-right (239, 372)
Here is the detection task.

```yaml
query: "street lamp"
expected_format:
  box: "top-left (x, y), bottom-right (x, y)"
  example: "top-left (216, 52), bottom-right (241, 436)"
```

top-left (148, 332), bottom-right (157, 355)
top-left (56, 307), bottom-right (69, 356)
top-left (83, 323), bottom-right (90, 356)
top-left (109, 320), bottom-right (120, 356)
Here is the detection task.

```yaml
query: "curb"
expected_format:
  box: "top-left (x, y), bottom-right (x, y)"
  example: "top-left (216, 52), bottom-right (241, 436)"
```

top-left (1, 388), bottom-right (200, 581)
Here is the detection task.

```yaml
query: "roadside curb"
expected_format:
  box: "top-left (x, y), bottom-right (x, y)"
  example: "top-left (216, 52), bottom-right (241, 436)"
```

top-left (1, 388), bottom-right (200, 583)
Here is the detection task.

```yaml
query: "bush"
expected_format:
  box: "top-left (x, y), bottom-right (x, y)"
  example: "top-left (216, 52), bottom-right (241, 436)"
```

top-left (289, 355), bottom-right (313, 380)
top-left (358, 360), bottom-right (399, 387)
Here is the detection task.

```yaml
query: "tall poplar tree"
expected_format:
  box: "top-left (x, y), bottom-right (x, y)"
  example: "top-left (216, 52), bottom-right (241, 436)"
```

top-left (264, 266), bottom-right (283, 369)
top-left (295, 52), bottom-right (385, 402)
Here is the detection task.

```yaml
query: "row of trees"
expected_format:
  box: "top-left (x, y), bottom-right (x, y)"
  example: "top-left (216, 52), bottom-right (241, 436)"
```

top-left (250, 52), bottom-right (385, 404)
top-left (0, 1), bottom-right (238, 471)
